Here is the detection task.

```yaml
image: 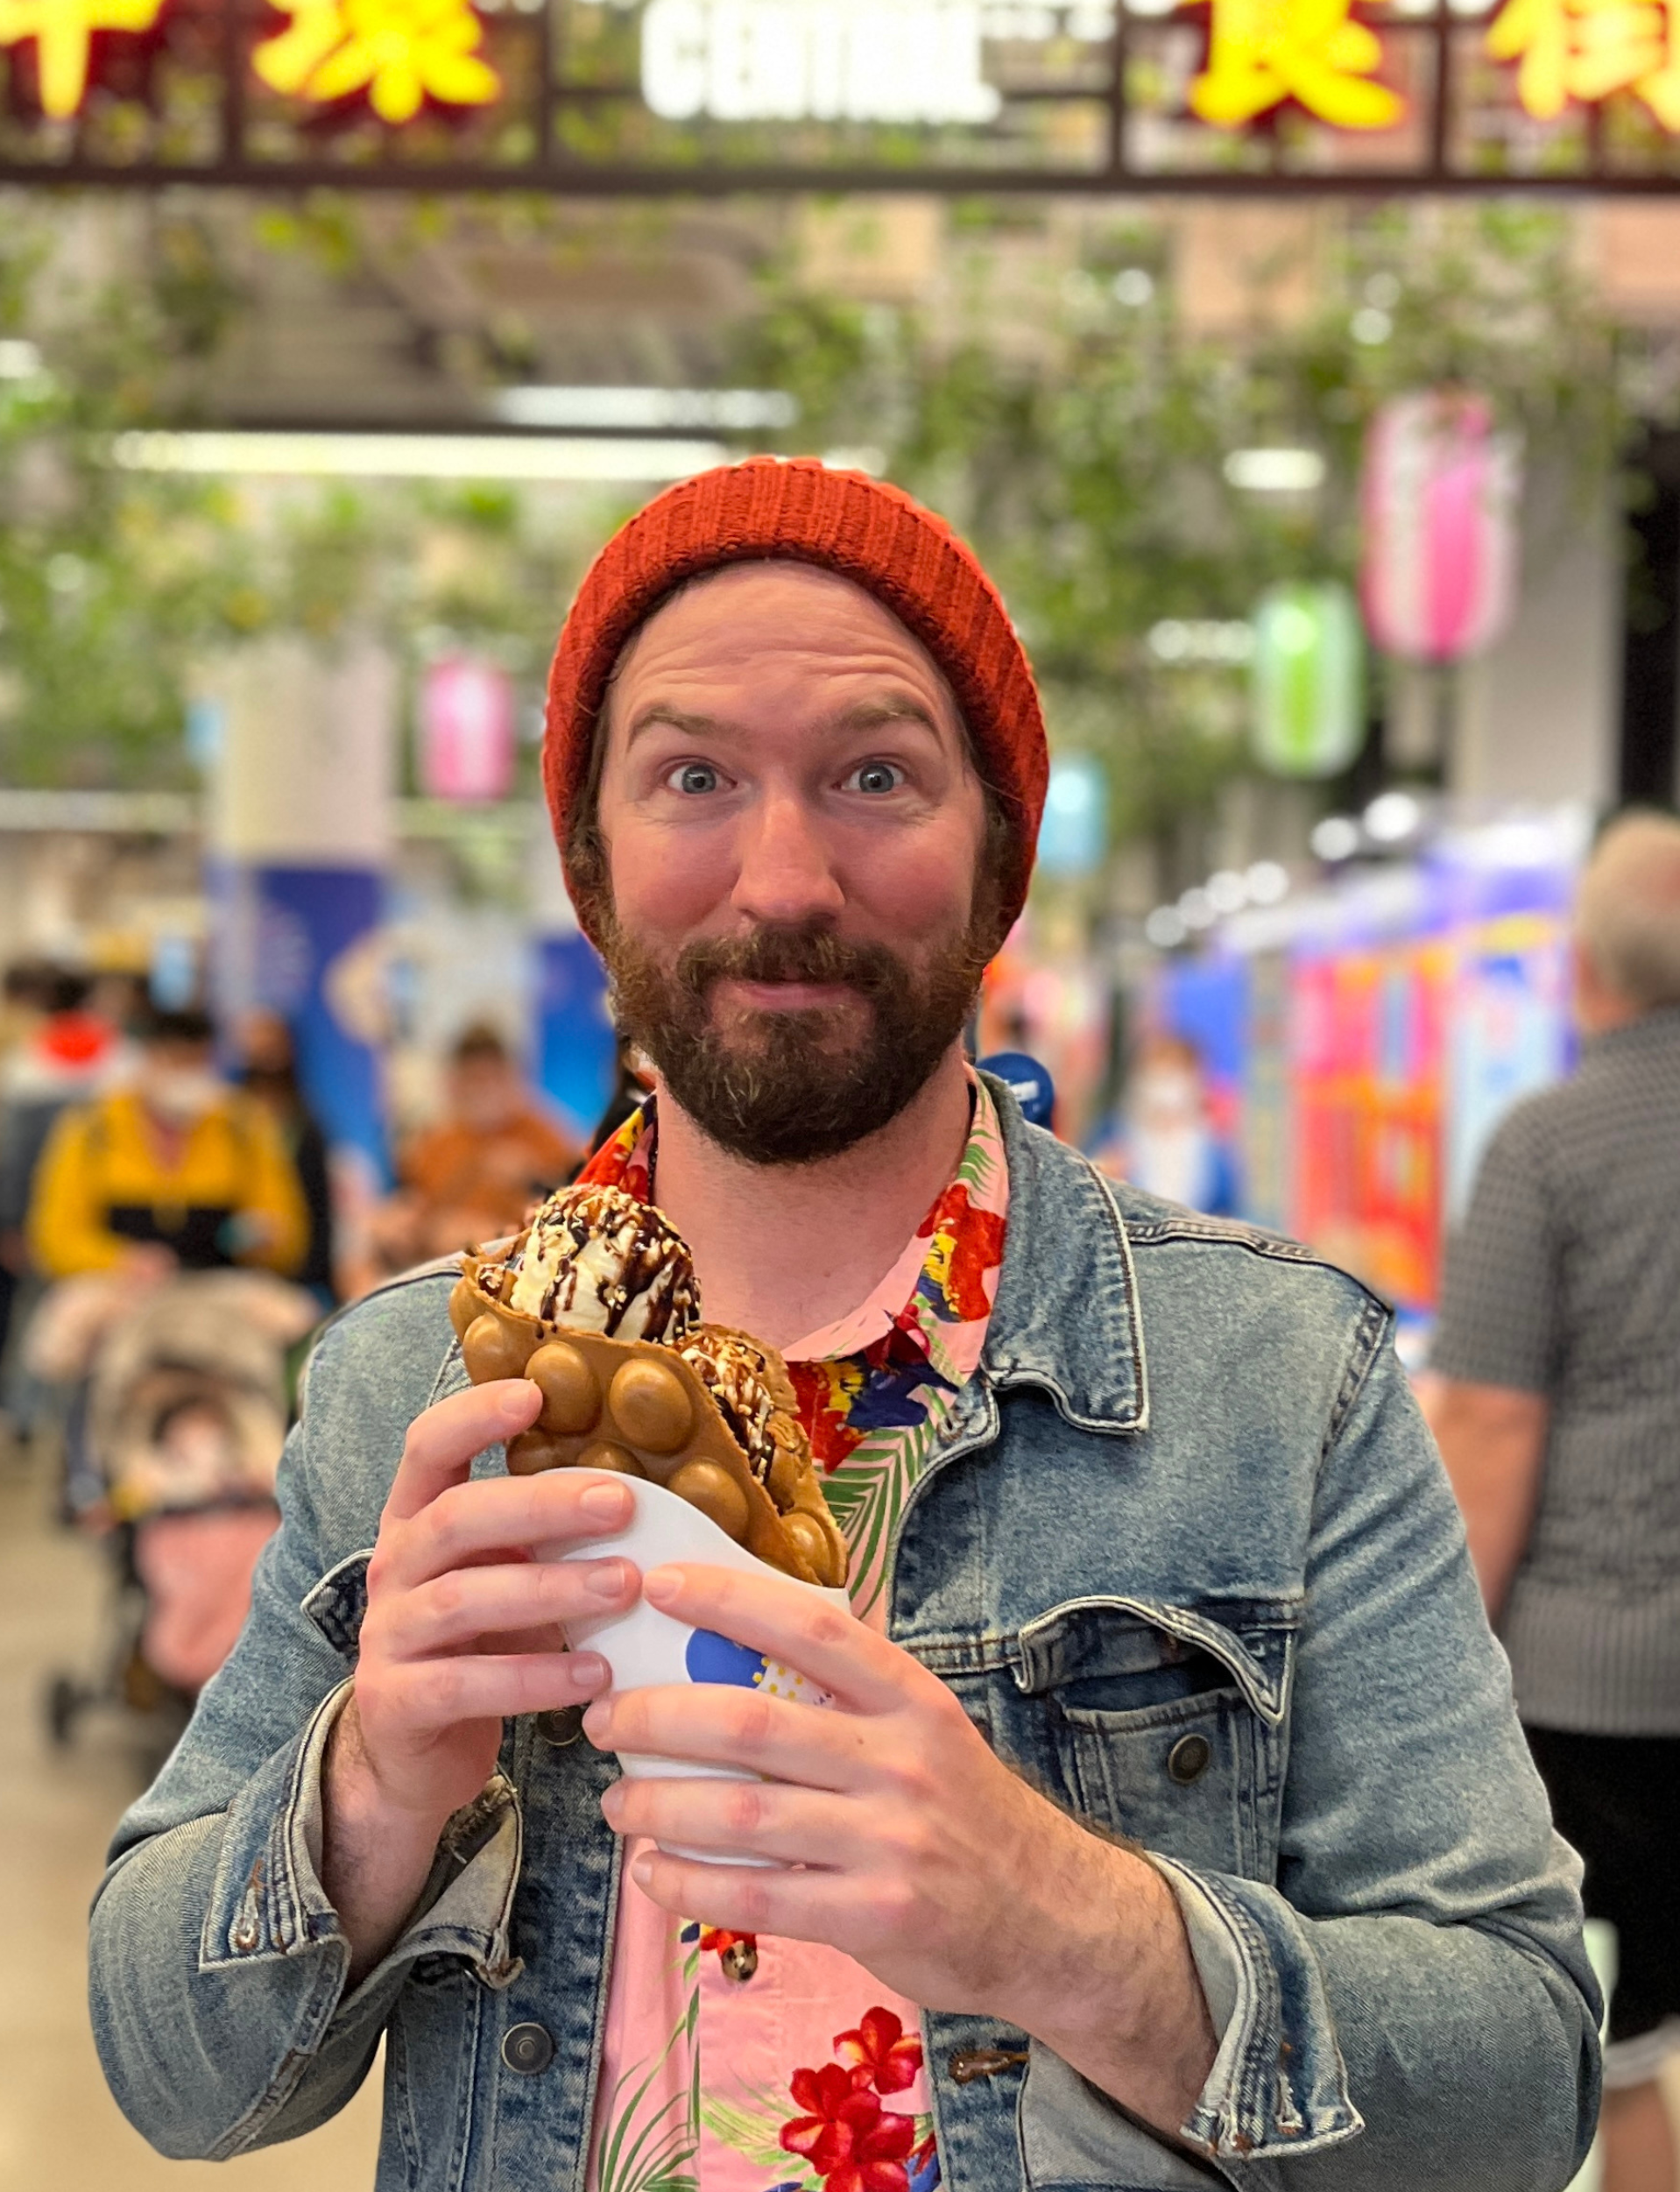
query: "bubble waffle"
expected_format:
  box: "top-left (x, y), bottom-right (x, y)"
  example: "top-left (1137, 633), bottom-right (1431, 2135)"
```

top-left (449, 1255), bottom-right (848, 1589)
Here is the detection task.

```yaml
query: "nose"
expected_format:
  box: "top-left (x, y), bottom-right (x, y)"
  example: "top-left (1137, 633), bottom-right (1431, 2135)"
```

top-left (729, 786), bottom-right (845, 928)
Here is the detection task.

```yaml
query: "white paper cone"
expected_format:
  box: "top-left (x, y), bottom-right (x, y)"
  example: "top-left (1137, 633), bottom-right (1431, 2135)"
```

top-left (539, 1469), bottom-right (850, 1864)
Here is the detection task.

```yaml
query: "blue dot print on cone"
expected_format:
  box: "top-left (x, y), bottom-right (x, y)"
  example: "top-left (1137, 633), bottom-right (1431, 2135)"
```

top-left (683, 1629), bottom-right (829, 1706)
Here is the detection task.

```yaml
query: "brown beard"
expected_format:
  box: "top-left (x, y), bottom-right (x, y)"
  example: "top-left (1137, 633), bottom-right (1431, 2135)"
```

top-left (601, 910), bottom-right (994, 1166)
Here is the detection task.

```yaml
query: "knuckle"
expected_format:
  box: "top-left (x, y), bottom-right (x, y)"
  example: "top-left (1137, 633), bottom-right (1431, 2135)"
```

top-left (804, 1604), bottom-right (852, 1655)
top-left (733, 1875), bottom-right (772, 1931)
top-left (430, 1568), bottom-right (469, 1623)
top-left (731, 1693), bottom-right (777, 1753)
top-left (723, 1779), bottom-right (766, 1840)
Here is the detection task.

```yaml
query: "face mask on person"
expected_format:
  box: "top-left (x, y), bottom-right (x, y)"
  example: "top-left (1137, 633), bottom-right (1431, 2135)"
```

top-left (144, 1068), bottom-right (222, 1124)
top-left (1133, 1068), bottom-right (1202, 1123)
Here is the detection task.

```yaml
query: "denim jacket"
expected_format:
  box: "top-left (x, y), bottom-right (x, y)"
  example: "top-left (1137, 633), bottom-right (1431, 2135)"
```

top-left (89, 1084), bottom-right (1599, 2192)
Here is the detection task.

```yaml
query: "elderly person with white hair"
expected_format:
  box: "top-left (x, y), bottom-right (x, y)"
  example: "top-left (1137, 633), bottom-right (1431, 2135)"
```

top-left (1434, 808), bottom-right (1680, 2192)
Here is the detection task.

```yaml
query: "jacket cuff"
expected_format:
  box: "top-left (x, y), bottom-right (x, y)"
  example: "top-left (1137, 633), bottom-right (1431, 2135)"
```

top-left (201, 1679), bottom-right (525, 1998)
top-left (1152, 1856), bottom-right (1364, 2166)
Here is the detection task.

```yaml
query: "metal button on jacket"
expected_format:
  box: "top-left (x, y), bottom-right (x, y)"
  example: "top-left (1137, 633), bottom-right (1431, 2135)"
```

top-left (502, 2023), bottom-right (556, 2075)
top-left (537, 1705), bottom-right (585, 1747)
top-left (1168, 1733), bottom-right (1212, 1785)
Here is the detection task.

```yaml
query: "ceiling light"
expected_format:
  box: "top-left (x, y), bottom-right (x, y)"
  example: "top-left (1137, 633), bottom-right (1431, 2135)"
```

top-left (1147, 618), bottom-right (1253, 666)
top-left (108, 431), bottom-right (730, 483)
top-left (1310, 815), bottom-right (1361, 862)
top-left (1206, 868), bottom-right (1247, 915)
top-left (1364, 789), bottom-right (1423, 844)
top-left (1145, 906), bottom-right (1188, 948)
top-left (1224, 448), bottom-right (1326, 492)
top-left (1178, 886), bottom-right (1216, 930)
top-left (489, 385), bottom-right (798, 432)
top-left (1245, 859), bottom-right (1290, 904)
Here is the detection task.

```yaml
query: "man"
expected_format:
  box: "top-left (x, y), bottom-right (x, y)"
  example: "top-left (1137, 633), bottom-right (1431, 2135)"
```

top-left (29, 1005), bottom-right (307, 1280)
top-left (377, 1022), bottom-right (578, 1269)
top-left (90, 461), bottom-right (1596, 2192)
top-left (1432, 809), bottom-right (1680, 2192)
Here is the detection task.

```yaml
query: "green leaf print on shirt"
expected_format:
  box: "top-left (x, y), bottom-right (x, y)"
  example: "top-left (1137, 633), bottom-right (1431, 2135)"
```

top-left (594, 1945), bottom-right (702, 2192)
top-left (701, 2082), bottom-right (822, 2192)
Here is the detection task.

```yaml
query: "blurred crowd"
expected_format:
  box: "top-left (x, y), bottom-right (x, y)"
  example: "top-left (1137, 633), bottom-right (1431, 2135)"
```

top-left (0, 965), bottom-right (589, 1771)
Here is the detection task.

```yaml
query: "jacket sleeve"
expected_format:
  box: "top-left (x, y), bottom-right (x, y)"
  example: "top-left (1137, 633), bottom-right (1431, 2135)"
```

top-left (27, 1103), bottom-right (127, 1276)
top-left (1155, 1323), bottom-right (1600, 2188)
top-left (87, 1284), bottom-right (522, 2160)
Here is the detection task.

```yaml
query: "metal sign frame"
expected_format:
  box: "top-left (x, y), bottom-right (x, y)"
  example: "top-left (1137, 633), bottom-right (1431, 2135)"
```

top-left (3, 0), bottom-right (1679, 192)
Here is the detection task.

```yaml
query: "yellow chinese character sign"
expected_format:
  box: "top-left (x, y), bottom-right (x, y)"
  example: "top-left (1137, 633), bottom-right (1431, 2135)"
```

top-left (1485, 0), bottom-right (1680, 128)
top-left (0, 0), bottom-right (163, 117)
top-left (253, 0), bottom-right (499, 123)
top-left (1189, 0), bottom-right (1405, 128)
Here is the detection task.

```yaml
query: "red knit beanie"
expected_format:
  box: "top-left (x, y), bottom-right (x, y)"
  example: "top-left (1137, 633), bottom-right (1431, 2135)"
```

top-left (544, 456), bottom-right (1048, 945)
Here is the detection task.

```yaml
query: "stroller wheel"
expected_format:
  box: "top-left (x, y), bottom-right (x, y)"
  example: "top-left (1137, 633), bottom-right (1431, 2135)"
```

top-left (44, 1672), bottom-right (84, 1749)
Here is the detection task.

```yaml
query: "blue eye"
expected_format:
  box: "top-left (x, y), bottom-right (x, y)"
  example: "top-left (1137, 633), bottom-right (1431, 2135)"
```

top-left (669, 762), bottom-right (720, 795)
top-left (850, 761), bottom-right (904, 795)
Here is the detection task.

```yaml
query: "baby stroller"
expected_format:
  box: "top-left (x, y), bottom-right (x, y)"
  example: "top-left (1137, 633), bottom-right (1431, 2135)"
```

top-left (32, 1267), bottom-right (320, 1776)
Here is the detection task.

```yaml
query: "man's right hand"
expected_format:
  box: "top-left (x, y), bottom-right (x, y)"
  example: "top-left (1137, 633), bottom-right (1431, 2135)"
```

top-left (321, 1378), bottom-right (639, 1979)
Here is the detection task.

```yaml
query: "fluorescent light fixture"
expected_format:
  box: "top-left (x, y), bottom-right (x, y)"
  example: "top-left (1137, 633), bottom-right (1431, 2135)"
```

top-left (108, 430), bottom-right (730, 483)
top-left (1147, 618), bottom-right (1253, 666)
top-left (1310, 815), bottom-right (1361, 863)
top-left (1224, 447), bottom-right (1326, 492)
top-left (1245, 859), bottom-right (1290, 905)
top-left (1178, 885), bottom-right (1217, 930)
top-left (1145, 906), bottom-right (1188, 948)
top-left (490, 385), bottom-right (799, 432)
top-left (1364, 788), bottom-right (1424, 843)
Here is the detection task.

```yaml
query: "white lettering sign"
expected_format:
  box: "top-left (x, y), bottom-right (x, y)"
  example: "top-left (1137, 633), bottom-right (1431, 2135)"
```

top-left (641, 0), bottom-right (1006, 125)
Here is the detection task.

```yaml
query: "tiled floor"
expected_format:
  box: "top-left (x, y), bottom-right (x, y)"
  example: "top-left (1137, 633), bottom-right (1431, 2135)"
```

top-left (0, 1443), bottom-right (380, 2190)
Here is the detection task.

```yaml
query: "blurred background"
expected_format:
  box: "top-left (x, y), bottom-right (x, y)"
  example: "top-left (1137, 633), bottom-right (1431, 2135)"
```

top-left (2, 4), bottom-right (1680, 2180)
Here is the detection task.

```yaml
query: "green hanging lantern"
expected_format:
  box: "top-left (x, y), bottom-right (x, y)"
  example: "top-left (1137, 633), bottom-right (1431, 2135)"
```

top-left (1250, 581), bottom-right (1365, 779)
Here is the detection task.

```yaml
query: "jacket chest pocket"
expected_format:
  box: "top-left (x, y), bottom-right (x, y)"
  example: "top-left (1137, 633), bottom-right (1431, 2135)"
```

top-left (1007, 1596), bottom-right (1295, 1882)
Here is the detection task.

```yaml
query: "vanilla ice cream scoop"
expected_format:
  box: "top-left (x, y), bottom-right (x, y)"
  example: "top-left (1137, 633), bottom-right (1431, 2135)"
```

top-left (502, 1182), bottom-right (699, 1345)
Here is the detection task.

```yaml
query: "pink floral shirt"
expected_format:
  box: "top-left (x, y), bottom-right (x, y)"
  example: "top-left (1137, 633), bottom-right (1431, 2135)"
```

top-left (579, 1079), bottom-right (1009, 2192)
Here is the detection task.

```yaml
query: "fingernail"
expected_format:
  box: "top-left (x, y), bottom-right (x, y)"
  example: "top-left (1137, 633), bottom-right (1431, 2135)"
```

top-left (582, 1702), bottom-right (611, 1743)
top-left (632, 1851), bottom-right (653, 1888)
top-left (569, 1652), bottom-right (609, 1690)
top-left (498, 1381), bottom-right (538, 1420)
top-left (581, 1481), bottom-right (632, 1519)
top-left (643, 1566), bottom-right (681, 1606)
top-left (585, 1560), bottom-right (629, 1601)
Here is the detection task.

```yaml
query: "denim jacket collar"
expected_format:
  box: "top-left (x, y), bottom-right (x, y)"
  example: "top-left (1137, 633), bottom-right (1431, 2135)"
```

top-left (977, 1072), bottom-right (1148, 1436)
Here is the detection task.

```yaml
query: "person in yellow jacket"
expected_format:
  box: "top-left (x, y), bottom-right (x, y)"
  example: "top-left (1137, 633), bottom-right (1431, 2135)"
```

top-left (28, 1008), bottom-right (309, 1281)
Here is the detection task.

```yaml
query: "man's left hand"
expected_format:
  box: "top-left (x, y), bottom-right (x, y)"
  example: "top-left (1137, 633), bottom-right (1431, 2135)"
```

top-left (585, 1560), bottom-right (1217, 2139)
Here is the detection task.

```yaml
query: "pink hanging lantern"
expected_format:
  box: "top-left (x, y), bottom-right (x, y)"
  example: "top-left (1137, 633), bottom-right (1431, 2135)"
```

top-left (1360, 392), bottom-right (1522, 664)
top-left (419, 655), bottom-right (516, 803)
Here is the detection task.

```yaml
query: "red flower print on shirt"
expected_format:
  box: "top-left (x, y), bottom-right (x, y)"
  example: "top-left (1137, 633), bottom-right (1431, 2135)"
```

top-left (790, 1358), bottom-right (869, 1470)
top-left (780, 2062), bottom-right (917, 2192)
top-left (919, 1184), bottom-right (1006, 1322)
top-left (834, 2006), bottom-right (924, 2095)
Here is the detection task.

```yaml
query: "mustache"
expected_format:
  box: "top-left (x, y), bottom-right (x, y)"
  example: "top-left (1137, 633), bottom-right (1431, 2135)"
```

top-left (673, 923), bottom-right (904, 1004)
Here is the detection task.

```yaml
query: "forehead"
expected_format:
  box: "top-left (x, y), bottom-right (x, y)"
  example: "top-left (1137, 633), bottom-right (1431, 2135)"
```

top-left (609, 561), bottom-right (960, 731)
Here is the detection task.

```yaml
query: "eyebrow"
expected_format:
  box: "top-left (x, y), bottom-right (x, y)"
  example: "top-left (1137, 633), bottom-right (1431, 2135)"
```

top-left (624, 694), bottom-right (946, 746)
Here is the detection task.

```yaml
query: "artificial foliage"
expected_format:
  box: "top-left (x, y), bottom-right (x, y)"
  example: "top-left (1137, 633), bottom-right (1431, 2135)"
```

top-left (734, 201), bottom-right (1636, 858)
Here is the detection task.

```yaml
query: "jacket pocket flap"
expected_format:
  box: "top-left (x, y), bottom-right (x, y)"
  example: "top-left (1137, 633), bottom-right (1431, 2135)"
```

top-left (1013, 1595), bottom-right (1295, 1726)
